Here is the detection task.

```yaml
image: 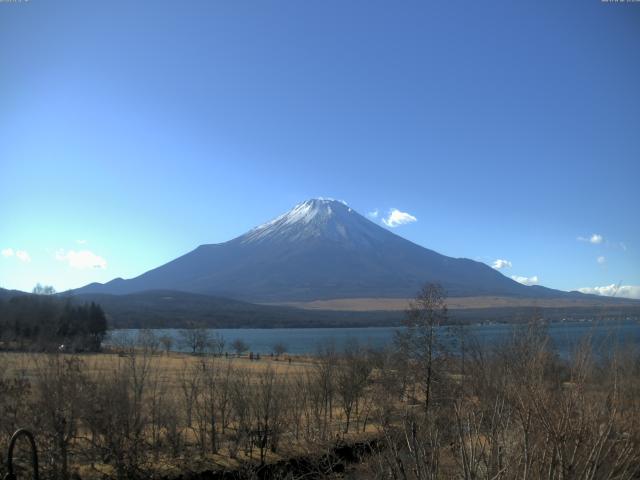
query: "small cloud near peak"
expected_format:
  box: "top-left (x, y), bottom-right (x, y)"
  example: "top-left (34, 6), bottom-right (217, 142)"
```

top-left (55, 249), bottom-right (107, 269)
top-left (511, 275), bottom-right (539, 286)
top-left (382, 208), bottom-right (417, 228)
top-left (492, 259), bottom-right (512, 270)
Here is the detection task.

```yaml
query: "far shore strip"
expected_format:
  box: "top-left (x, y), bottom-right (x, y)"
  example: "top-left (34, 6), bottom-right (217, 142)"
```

top-left (263, 296), bottom-right (637, 312)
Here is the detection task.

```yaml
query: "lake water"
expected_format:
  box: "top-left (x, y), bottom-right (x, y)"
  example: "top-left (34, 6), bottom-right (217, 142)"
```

top-left (108, 319), bottom-right (640, 357)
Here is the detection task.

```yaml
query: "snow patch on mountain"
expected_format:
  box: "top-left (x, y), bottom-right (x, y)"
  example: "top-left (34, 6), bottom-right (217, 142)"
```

top-left (240, 198), bottom-right (365, 244)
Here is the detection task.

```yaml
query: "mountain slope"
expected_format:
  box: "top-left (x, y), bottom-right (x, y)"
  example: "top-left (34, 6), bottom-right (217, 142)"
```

top-left (73, 199), bottom-right (584, 301)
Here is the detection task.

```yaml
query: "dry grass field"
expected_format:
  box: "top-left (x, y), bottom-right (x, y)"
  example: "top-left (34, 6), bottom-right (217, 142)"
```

top-left (1, 350), bottom-right (316, 380)
top-left (1, 316), bottom-right (639, 480)
top-left (0, 347), bottom-right (380, 480)
top-left (271, 295), bottom-right (640, 311)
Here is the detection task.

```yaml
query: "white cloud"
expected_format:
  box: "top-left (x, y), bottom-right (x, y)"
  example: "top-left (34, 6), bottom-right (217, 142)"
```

top-left (511, 275), bottom-right (539, 286)
top-left (597, 256), bottom-right (606, 265)
top-left (382, 208), bottom-right (417, 228)
top-left (578, 233), bottom-right (603, 244)
top-left (15, 250), bottom-right (31, 262)
top-left (55, 249), bottom-right (107, 269)
top-left (76, 239), bottom-right (87, 245)
top-left (1, 248), bottom-right (30, 262)
top-left (492, 259), bottom-right (512, 270)
top-left (578, 284), bottom-right (640, 300)
top-left (367, 209), bottom-right (379, 219)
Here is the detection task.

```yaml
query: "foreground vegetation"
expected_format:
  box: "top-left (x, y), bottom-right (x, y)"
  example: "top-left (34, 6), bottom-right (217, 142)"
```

top-left (1, 285), bottom-right (639, 479)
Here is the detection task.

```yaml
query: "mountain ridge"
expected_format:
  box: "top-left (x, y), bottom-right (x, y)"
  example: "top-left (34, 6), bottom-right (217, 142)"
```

top-left (70, 199), bottom-right (607, 302)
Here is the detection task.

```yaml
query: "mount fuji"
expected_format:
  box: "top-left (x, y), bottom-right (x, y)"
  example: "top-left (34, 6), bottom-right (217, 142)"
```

top-left (72, 198), bottom-right (583, 302)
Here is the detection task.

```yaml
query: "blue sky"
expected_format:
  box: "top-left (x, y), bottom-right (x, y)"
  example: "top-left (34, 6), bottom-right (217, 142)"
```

top-left (1, 0), bottom-right (639, 298)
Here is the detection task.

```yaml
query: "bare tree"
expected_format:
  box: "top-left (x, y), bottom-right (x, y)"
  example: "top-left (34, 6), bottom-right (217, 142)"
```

top-left (32, 354), bottom-right (86, 480)
top-left (229, 369), bottom-right (252, 458)
top-left (336, 340), bottom-right (372, 433)
top-left (312, 342), bottom-right (338, 441)
top-left (81, 349), bottom-right (155, 479)
top-left (397, 283), bottom-right (448, 414)
top-left (136, 329), bottom-right (159, 354)
top-left (210, 332), bottom-right (226, 356)
top-left (32, 283), bottom-right (56, 295)
top-left (231, 338), bottom-right (249, 356)
top-left (273, 342), bottom-right (287, 358)
top-left (178, 360), bottom-right (201, 429)
top-left (159, 334), bottom-right (173, 355)
top-left (250, 366), bottom-right (286, 463)
top-left (180, 328), bottom-right (211, 355)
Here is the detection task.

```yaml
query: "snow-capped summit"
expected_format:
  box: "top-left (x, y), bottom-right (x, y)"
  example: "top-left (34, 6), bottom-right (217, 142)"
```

top-left (240, 198), bottom-right (369, 244)
top-left (72, 198), bottom-right (573, 302)
top-left (249, 198), bottom-right (348, 231)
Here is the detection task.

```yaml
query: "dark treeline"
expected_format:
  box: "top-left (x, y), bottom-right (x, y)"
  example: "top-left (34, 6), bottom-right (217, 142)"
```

top-left (0, 288), bottom-right (107, 351)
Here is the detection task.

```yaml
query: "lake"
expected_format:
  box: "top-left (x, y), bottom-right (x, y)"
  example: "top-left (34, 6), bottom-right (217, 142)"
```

top-left (108, 319), bottom-right (640, 357)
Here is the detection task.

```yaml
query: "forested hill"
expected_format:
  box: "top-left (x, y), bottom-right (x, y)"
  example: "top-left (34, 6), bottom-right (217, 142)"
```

top-left (2, 288), bottom-right (638, 332)
top-left (0, 287), bottom-right (28, 300)
top-left (70, 290), bottom-right (403, 328)
top-left (70, 289), bottom-right (640, 329)
top-left (0, 291), bottom-right (107, 351)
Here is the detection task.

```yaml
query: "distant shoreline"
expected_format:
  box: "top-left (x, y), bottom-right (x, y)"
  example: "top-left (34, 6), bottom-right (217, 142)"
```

top-left (106, 318), bottom-right (640, 356)
top-left (265, 295), bottom-right (640, 311)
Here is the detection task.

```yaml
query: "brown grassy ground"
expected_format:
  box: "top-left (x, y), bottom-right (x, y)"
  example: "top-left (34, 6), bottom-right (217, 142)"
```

top-left (266, 295), bottom-right (640, 311)
top-left (1, 350), bottom-right (316, 384)
top-left (0, 350), bottom-right (377, 479)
